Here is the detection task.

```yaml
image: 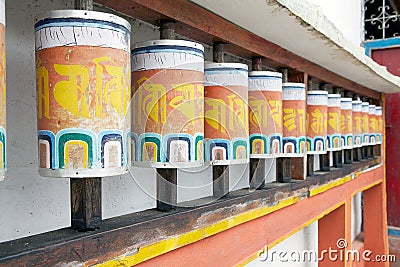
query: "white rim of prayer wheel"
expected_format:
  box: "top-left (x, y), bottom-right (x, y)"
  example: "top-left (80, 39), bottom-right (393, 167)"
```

top-left (35, 10), bottom-right (131, 32)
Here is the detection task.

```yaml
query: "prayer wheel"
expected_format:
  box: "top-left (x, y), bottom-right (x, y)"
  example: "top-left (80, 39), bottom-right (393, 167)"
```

top-left (327, 94), bottom-right (341, 151)
top-left (369, 105), bottom-right (377, 145)
top-left (340, 98), bottom-right (353, 149)
top-left (306, 91), bottom-right (328, 154)
top-left (131, 40), bottom-right (205, 168)
top-left (352, 100), bottom-right (363, 148)
top-left (35, 10), bottom-right (131, 177)
top-left (282, 83), bottom-right (306, 157)
top-left (361, 102), bottom-right (370, 146)
top-left (204, 63), bottom-right (249, 164)
top-left (376, 106), bottom-right (383, 145)
top-left (248, 71), bottom-right (282, 158)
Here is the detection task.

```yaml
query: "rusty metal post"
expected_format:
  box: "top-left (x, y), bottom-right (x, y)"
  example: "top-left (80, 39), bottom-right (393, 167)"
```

top-left (155, 20), bottom-right (178, 211)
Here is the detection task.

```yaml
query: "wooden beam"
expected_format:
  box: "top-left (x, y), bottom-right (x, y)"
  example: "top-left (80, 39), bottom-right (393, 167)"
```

top-left (94, 0), bottom-right (380, 99)
top-left (70, 178), bottom-right (102, 231)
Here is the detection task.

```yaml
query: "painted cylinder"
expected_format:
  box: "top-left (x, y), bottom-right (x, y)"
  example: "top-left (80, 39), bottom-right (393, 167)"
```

top-left (369, 105), bottom-right (377, 145)
top-left (131, 40), bottom-right (204, 168)
top-left (0, 0), bottom-right (5, 179)
top-left (282, 83), bottom-right (306, 157)
top-left (306, 91), bottom-right (328, 154)
top-left (327, 94), bottom-right (341, 151)
top-left (361, 102), bottom-right (370, 146)
top-left (248, 71), bottom-right (282, 158)
top-left (340, 98), bottom-right (353, 149)
top-left (204, 63), bottom-right (249, 165)
top-left (35, 10), bottom-right (131, 177)
top-left (352, 100), bottom-right (363, 148)
top-left (376, 106), bottom-right (383, 144)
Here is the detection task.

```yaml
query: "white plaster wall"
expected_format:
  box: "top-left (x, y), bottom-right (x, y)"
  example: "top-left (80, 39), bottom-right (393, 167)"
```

top-left (245, 222), bottom-right (319, 267)
top-left (306, 0), bottom-right (364, 46)
top-left (0, 0), bottom-right (253, 242)
top-left (352, 192), bottom-right (363, 241)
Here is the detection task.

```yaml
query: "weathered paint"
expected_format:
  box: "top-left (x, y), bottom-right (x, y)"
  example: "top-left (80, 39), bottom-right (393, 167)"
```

top-left (385, 93), bottom-right (400, 228)
top-left (92, 163), bottom-right (385, 267)
top-left (128, 167), bottom-right (385, 267)
top-left (94, 196), bottom-right (300, 267)
top-left (204, 63), bottom-right (249, 165)
top-left (361, 102), bottom-right (370, 146)
top-left (369, 105), bottom-right (377, 145)
top-left (307, 90), bottom-right (328, 154)
top-left (327, 94), bottom-right (341, 151)
top-left (35, 10), bottom-right (131, 177)
top-left (309, 176), bottom-right (351, 196)
top-left (352, 100), bottom-right (363, 148)
top-left (131, 40), bottom-right (205, 168)
top-left (248, 71), bottom-right (283, 158)
top-left (281, 83), bottom-right (306, 156)
top-left (340, 98), bottom-right (353, 149)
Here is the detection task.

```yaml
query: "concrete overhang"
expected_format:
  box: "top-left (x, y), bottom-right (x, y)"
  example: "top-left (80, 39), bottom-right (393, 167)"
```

top-left (191, 0), bottom-right (400, 93)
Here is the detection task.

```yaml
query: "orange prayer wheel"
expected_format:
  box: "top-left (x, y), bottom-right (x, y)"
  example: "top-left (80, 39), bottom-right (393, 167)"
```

top-left (327, 94), bottom-right (341, 151)
top-left (282, 83), bottom-right (306, 157)
top-left (376, 106), bottom-right (383, 144)
top-left (352, 100), bottom-right (363, 147)
top-left (369, 105), bottom-right (377, 145)
top-left (306, 91), bottom-right (328, 154)
top-left (340, 98), bottom-right (353, 149)
top-left (204, 63), bottom-right (249, 164)
top-left (35, 10), bottom-right (131, 177)
top-left (131, 40), bottom-right (205, 168)
top-left (248, 71), bottom-right (282, 158)
top-left (361, 102), bottom-right (370, 146)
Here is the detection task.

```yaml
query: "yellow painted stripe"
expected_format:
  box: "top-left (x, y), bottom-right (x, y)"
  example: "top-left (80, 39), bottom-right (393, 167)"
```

top-left (309, 176), bottom-right (351, 196)
top-left (95, 196), bottom-right (300, 267)
top-left (236, 201), bottom-right (346, 267)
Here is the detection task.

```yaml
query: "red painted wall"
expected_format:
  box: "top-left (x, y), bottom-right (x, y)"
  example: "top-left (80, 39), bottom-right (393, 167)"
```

top-left (372, 47), bottom-right (400, 228)
top-left (372, 47), bottom-right (400, 76)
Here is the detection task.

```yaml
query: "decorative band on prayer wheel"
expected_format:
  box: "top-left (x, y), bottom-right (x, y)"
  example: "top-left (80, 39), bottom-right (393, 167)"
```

top-left (248, 71), bottom-right (282, 158)
top-left (282, 83), bottom-right (306, 157)
top-left (131, 40), bottom-right (205, 168)
top-left (340, 98), bottom-right (353, 149)
top-left (204, 63), bottom-right (249, 165)
top-left (35, 10), bottom-right (131, 177)
top-left (307, 91), bottom-right (328, 154)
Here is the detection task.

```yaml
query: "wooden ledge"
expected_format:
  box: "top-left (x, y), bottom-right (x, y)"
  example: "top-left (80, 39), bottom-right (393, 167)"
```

top-left (0, 157), bottom-right (380, 266)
